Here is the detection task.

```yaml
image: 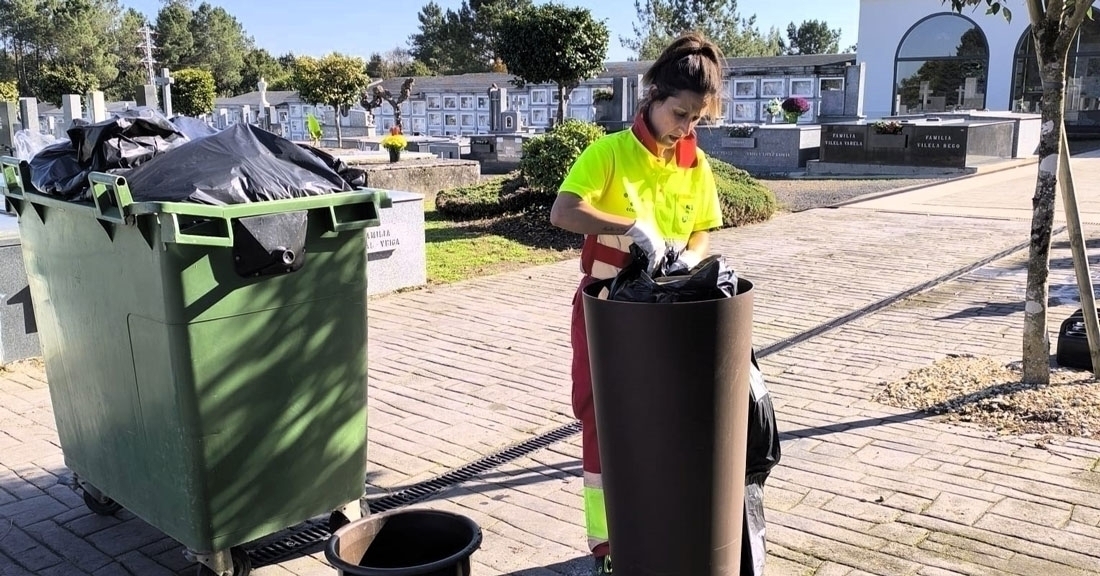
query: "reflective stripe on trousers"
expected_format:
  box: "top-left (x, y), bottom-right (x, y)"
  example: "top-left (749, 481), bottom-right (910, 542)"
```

top-left (571, 275), bottom-right (610, 556)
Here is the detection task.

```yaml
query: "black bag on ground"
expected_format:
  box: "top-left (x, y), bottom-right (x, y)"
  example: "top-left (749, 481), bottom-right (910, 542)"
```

top-left (170, 116), bottom-right (220, 141)
top-left (607, 244), bottom-right (739, 303)
top-left (124, 123), bottom-right (353, 205)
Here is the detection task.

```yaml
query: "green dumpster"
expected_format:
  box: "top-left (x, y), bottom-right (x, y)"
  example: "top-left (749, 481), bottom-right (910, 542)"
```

top-left (0, 157), bottom-right (389, 576)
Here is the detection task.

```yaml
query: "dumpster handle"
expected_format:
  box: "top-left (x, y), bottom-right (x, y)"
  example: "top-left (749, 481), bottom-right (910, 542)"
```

top-left (165, 213), bottom-right (235, 247)
top-left (88, 173), bottom-right (134, 224)
top-left (0, 156), bottom-right (27, 200)
top-left (327, 197), bottom-right (383, 232)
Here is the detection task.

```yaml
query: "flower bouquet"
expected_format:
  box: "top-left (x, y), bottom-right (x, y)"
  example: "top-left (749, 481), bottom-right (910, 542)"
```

top-left (781, 97), bottom-right (811, 124)
top-left (381, 126), bottom-right (407, 162)
top-left (764, 97), bottom-right (783, 122)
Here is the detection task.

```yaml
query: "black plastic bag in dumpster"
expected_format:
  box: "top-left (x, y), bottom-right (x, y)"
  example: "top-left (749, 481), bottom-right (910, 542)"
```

top-left (298, 144), bottom-right (368, 188)
top-left (607, 244), bottom-right (739, 303)
top-left (28, 110), bottom-right (187, 199)
top-left (28, 140), bottom-right (90, 198)
top-left (68, 108), bottom-right (187, 171)
top-left (124, 123), bottom-right (352, 205)
top-left (742, 350), bottom-right (780, 576)
top-left (170, 116), bottom-right (220, 141)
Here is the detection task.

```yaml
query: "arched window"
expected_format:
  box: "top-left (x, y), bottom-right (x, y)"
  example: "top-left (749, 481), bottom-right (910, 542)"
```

top-left (1012, 18), bottom-right (1100, 132)
top-left (894, 13), bottom-right (990, 114)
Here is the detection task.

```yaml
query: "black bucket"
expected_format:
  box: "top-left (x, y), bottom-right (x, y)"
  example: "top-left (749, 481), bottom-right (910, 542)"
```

top-left (325, 509), bottom-right (483, 576)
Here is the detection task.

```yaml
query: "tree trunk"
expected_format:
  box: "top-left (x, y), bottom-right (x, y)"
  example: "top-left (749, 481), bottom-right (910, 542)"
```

top-left (1022, 22), bottom-right (1073, 385)
top-left (335, 105), bottom-right (343, 148)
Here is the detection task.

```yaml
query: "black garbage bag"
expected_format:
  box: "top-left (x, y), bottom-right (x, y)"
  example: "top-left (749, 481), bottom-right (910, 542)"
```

top-left (298, 144), bottom-right (368, 188)
top-left (170, 116), bottom-right (220, 141)
top-left (68, 108), bottom-right (186, 171)
top-left (28, 110), bottom-right (187, 199)
top-left (742, 351), bottom-right (780, 576)
top-left (606, 243), bottom-right (739, 303)
top-left (124, 123), bottom-right (353, 205)
top-left (28, 140), bottom-right (90, 198)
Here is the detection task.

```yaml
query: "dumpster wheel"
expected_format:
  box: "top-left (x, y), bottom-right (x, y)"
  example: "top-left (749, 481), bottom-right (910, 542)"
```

top-left (82, 490), bottom-right (122, 515)
top-left (195, 547), bottom-right (251, 576)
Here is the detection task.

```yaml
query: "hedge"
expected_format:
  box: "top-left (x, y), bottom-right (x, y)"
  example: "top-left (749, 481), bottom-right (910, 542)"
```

top-left (436, 152), bottom-right (776, 229)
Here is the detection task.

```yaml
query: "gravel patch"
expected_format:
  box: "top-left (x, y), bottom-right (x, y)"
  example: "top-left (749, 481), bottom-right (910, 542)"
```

top-left (758, 176), bottom-right (958, 213)
top-left (874, 354), bottom-right (1100, 439)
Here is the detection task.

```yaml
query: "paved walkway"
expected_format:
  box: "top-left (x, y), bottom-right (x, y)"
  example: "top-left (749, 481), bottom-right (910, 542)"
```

top-left (2, 155), bottom-right (1100, 576)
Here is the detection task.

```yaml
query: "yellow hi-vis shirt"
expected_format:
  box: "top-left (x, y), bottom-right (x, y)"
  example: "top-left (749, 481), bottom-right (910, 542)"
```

top-left (559, 119), bottom-right (723, 279)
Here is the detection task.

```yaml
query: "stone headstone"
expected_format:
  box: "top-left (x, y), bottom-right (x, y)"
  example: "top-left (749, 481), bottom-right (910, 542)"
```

top-left (135, 85), bottom-right (158, 109)
top-left (19, 98), bottom-right (40, 134)
top-left (0, 101), bottom-right (19, 153)
top-left (86, 90), bottom-right (107, 122)
top-left (156, 68), bottom-right (174, 117)
top-left (61, 94), bottom-right (82, 129)
top-left (844, 63), bottom-right (865, 118)
top-left (240, 105), bottom-right (251, 124)
top-left (820, 90), bottom-right (845, 118)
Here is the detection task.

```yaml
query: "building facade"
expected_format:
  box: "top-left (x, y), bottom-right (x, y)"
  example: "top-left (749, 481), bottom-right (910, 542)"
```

top-left (371, 54), bottom-right (858, 137)
top-left (858, 0), bottom-right (1100, 133)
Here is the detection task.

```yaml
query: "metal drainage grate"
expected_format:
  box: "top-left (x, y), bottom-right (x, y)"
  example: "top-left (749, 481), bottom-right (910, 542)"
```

top-left (247, 420), bottom-right (582, 566)
top-left (369, 420), bottom-right (581, 514)
top-left (248, 520), bottom-right (331, 565)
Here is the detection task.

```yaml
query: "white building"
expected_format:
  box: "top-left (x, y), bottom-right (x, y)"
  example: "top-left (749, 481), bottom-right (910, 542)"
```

top-left (371, 54), bottom-right (858, 137)
top-left (857, 0), bottom-right (1100, 134)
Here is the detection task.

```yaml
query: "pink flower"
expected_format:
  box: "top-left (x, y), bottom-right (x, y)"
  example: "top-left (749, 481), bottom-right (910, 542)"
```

top-left (781, 97), bottom-right (811, 114)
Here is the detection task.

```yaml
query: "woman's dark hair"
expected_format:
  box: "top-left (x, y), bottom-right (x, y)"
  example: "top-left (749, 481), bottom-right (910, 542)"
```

top-left (641, 31), bottom-right (725, 119)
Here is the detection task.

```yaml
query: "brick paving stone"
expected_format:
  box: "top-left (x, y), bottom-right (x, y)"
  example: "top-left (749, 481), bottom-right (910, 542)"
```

top-left (0, 525), bottom-right (63, 572)
top-left (84, 518), bottom-right (166, 558)
top-left (924, 493), bottom-right (996, 526)
top-left (21, 520), bottom-right (113, 573)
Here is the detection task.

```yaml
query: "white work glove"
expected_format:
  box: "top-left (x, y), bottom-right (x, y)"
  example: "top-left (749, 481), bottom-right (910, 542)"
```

top-left (665, 249), bottom-right (703, 275)
top-left (625, 220), bottom-right (666, 275)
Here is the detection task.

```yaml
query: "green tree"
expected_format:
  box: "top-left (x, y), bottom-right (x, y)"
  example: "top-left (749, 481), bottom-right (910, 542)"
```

top-left (0, 80), bottom-right (17, 102)
top-left (624, 0), bottom-right (782, 59)
top-left (947, 0), bottom-right (1094, 384)
top-left (38, 64), bottom-right (100, 107)
top-left (108, 8), bottom-right (150, 101)
top-left (292, 53), bottom-right (369, 148)
top-left (188, 2), bottom-right (250, 95)
top-left (155, 0), bottom-right (194, 70)
top-left (366, 47), bottom-right (418, 79)
top-left (173, 67), bottom-right (215, 117)
top-left (783, 19), bottom-right (842, 54)
top-left (238, 48), bottom-right (290, 95)
top-left (496, 4), bottom-right (609, 125)
top-left (408, 0), bottom-right (532, 75)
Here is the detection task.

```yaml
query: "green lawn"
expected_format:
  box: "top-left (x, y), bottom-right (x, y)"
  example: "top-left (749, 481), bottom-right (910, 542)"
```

top-left (424, 201), bottom-right (578, 284)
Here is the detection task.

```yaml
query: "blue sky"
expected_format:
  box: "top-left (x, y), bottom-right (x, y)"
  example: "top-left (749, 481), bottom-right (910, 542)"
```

top-left (124, 0), bottom-right (860, 62)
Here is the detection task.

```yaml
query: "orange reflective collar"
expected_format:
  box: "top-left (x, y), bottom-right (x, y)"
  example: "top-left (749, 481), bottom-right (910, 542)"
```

top-left (630, 111), bottom-right (698, 169)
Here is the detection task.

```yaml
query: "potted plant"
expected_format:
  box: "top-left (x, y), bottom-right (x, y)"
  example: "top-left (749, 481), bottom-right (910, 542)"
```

top-left (381, 126), bottom-right (407, 162)
top-left (869, 120), bottom-right (908, 148)
top-left (781, 97), bottom-right (810, 124)
top-left (722, 124), bottom-right (757, 148)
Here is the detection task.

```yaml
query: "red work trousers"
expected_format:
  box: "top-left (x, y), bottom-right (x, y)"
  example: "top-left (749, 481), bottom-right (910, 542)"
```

top-left (570, 275), bottom-right (610, 558)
